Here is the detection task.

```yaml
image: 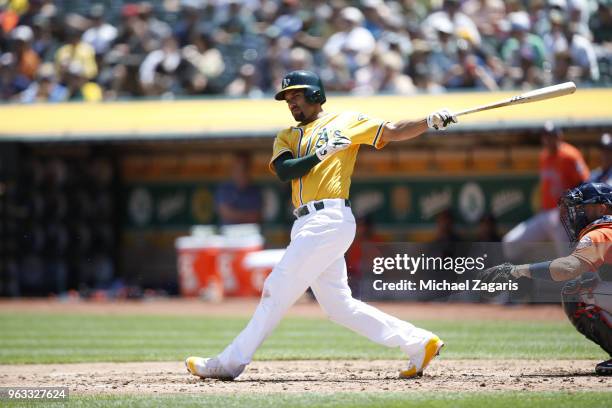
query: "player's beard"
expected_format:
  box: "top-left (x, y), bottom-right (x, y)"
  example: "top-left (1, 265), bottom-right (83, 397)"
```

top-left (291, 107), bottom-right (306, 122)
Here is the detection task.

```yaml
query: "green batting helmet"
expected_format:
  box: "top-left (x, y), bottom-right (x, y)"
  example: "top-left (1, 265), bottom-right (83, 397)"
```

top-left (274, 70), bottom-right (326, 105)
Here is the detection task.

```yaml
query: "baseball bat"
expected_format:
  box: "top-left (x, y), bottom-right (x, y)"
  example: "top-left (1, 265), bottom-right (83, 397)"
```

top-left (454, 82), bottom-right (577, 117)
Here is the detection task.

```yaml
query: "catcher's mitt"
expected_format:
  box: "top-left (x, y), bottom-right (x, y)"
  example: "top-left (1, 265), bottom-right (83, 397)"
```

top-left (478, 262), bottom-right (516, 284)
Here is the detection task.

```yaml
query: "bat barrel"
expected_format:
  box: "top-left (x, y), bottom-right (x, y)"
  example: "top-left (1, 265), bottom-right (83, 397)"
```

top-left (454, 82), bottom-right (576, 117)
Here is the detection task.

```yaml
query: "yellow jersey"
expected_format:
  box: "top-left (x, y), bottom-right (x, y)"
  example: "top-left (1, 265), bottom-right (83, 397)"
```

top-left (269, 111), bottom-right (388, 208)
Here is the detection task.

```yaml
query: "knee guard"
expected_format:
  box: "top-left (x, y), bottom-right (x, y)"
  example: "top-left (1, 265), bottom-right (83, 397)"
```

top-left (561, 273), bottom-right (612, 356)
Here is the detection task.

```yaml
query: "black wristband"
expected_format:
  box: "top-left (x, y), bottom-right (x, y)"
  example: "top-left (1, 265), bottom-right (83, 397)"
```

top-left (528, 261), bottom-right (553, 281)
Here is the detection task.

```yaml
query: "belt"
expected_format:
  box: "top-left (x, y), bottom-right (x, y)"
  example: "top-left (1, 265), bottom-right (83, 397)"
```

top-left (294, 199), bottom-right (351, 218)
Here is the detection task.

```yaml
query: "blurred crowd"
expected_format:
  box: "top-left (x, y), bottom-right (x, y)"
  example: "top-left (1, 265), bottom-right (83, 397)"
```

top-left (0, 0), bottom-right (611, 102)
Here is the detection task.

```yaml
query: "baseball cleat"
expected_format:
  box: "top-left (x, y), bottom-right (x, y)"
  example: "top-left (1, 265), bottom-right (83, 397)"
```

top-left (595, 359), bottom-right (612, 376)
top-left (399, 336), bottom-right (444, 379)
top-left (185, 356), bottom-right (234, 380)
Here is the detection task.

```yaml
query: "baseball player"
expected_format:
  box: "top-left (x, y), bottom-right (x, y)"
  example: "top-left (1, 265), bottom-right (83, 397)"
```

top-left (481, 182), bottom-right (612, 376)
top-left (503, 122), bottom-right (590, 260)
top-left (589, 133), bottom-right (612, 185)
top-left (185, 70), bottom-right (456, 380)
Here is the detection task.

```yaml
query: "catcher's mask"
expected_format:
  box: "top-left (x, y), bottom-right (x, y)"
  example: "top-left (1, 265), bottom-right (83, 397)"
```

top-left (559, 182), bottom-right (612, 242)
top-left (274, 70), bottom-right (326, 105)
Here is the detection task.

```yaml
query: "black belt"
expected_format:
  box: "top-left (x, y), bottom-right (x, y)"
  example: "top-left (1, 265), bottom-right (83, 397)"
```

top-left (295, 199), bottom-right (351, 218)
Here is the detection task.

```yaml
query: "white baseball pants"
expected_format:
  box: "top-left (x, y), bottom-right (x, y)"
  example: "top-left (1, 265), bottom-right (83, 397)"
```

top-left (503, 208), bottom-right (570, 261)
top-left (217, 198), bottom-right (435, 378)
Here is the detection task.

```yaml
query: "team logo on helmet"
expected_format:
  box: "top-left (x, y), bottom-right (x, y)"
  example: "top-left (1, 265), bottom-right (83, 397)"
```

top-left (282, 78), bottom-right (291, 88)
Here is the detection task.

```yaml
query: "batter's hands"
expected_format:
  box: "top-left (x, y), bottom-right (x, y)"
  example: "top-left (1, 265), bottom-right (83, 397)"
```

top-left (427, 109), bottom-right (457, 130)
top-left (315, 134), bottom-right (351, 161)
top-left (478, 262), bottom-right (521, 284)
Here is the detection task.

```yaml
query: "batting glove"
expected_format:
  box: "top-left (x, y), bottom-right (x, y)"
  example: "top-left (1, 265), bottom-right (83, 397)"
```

top-left (315, 134), bottom-right (351, 161)
top-left (427, 109), bottom-right (458, 130)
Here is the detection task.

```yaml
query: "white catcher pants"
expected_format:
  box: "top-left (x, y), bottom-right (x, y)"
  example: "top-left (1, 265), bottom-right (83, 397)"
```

top-left (503, 208), bottom-right (570, 261)
top-left (217, 199), bottom-right (435, 378)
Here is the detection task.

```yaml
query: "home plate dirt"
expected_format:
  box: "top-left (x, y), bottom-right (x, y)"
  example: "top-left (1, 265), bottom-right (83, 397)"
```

top-left (0, 360), bottom-right (609, 395)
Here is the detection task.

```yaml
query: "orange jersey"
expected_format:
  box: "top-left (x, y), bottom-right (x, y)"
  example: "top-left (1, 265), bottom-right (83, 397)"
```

top-left (539, 142), bottom-right (589, 210)
top-left (572, 220), bottom-right (612, 272)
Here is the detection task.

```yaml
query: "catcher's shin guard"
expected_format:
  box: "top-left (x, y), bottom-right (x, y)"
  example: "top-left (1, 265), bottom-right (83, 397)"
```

top-left (561, 273), bottom-right (612, 356)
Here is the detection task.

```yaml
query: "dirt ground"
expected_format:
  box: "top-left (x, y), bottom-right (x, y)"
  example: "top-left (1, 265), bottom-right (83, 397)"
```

top-left (2, 299), bottom-right (608, 396)
top-left (0, 360), bottom-right (610, 395)
top-left (0, 298), bottom-right (567, 320)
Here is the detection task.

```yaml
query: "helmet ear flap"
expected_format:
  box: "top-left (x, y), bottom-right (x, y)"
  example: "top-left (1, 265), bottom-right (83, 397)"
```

top-left (306, 89), bottom-right (325, 104)
top-left (311, 90), bottom-right (321, 104)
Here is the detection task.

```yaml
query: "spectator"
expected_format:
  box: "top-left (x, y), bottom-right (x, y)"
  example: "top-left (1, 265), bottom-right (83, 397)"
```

top-left (11, 25), bottom-right (39, 81)
top-left (319, 52), bottom-right (354, 92)
top-left (225, 63), bottom-right (263, 98)
top-left (590, 0), bottom-right (612, 45)
top-left (353, 50), bottom-right (386, 94)
top-left (567, 0), bottom-right (593, 39)
top-left (477, 213), bottom-right (501, 242)
top-left (55, 27), bottom-right (97, 80)
top-left (529, 0), bottom-right (551, 37)
top-left (293, 9), bottom-right (327, 54)
top-left (96, 45), bottom-right (132, 99)
top-left (590, 133), bottom-right (612, 185)
top-left (1, 0), bottom-right (610, 100)
top-left (428, 17), bottom-right (463, 86)
top-left (19, 62), bottom-right (67, 103)
top-left (503, 122), bottom-right (590, 260)
top-left (564, 22), bottom-right (601, 82)
top-left (0, 51), bottom-right (30, 99)
top-left (215, 152), bottom-right (262, 225)
top-left (431, 208), bottom-right (463, 299)
top-left (139, 35), bottom-right (199, 96)
top-left (361, 0), bottom-right (387, 39)
top-left (64, 61), bottom-right (103, 102)
top-left (0, 4), bottom-right (20, 35)
top-left (16, 0), bottom-right (45, 28)
top-left (258, 28), bottom-right (292, 93)
top-left (377, 21), bottom-right (412, 60)
top-left (552, 49), bottom-right (574, 83)
top-left (173, 0), bottom-right (203, 48)
top-left (546, 10), bottom-right (600, 83)
top-left (444, 38), bottom-right (498, 90)
top-left (461, 0), bottom-right (505, 40)
top-left (412, 65), bottom-right (445, 94)
top-left (357, 50), bottom-right (415, 95)
top-left (30, 14), bottom-right (57, 62)
top-left (434, 208), bottom-right (462, 244)
top-left (82, 4), bottom-right (117, 58)
top-left (273, 0), bottom-right (303, 39)
top-left (407, 39), bottom-right (445, 93)
top-left (182, 30), bottom-right (225, 92)
top-left (323, 7), bottom-right (376, 74)
top-left (287, 46), bottom-right (314, 71)
top-left (216, 0), bottom-right (255, 46)
top-left (422, 0), bottom-right (481, 46)
top-left (113, 3), bottom-right (155, 64)
top-left (501, 11), bottom-right (548, 88)
top-left (138, 2), bottom-right (172, 46)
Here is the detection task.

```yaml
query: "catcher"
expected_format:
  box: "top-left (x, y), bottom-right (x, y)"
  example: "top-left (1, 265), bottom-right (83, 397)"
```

top-left (481, 182), bottom-right (612, 376)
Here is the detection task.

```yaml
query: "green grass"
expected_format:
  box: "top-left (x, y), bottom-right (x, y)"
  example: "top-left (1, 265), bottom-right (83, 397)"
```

top-left (3, 392), bottom-right (612, 408)
top-left (0, 313), bottom-right (606, 364)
